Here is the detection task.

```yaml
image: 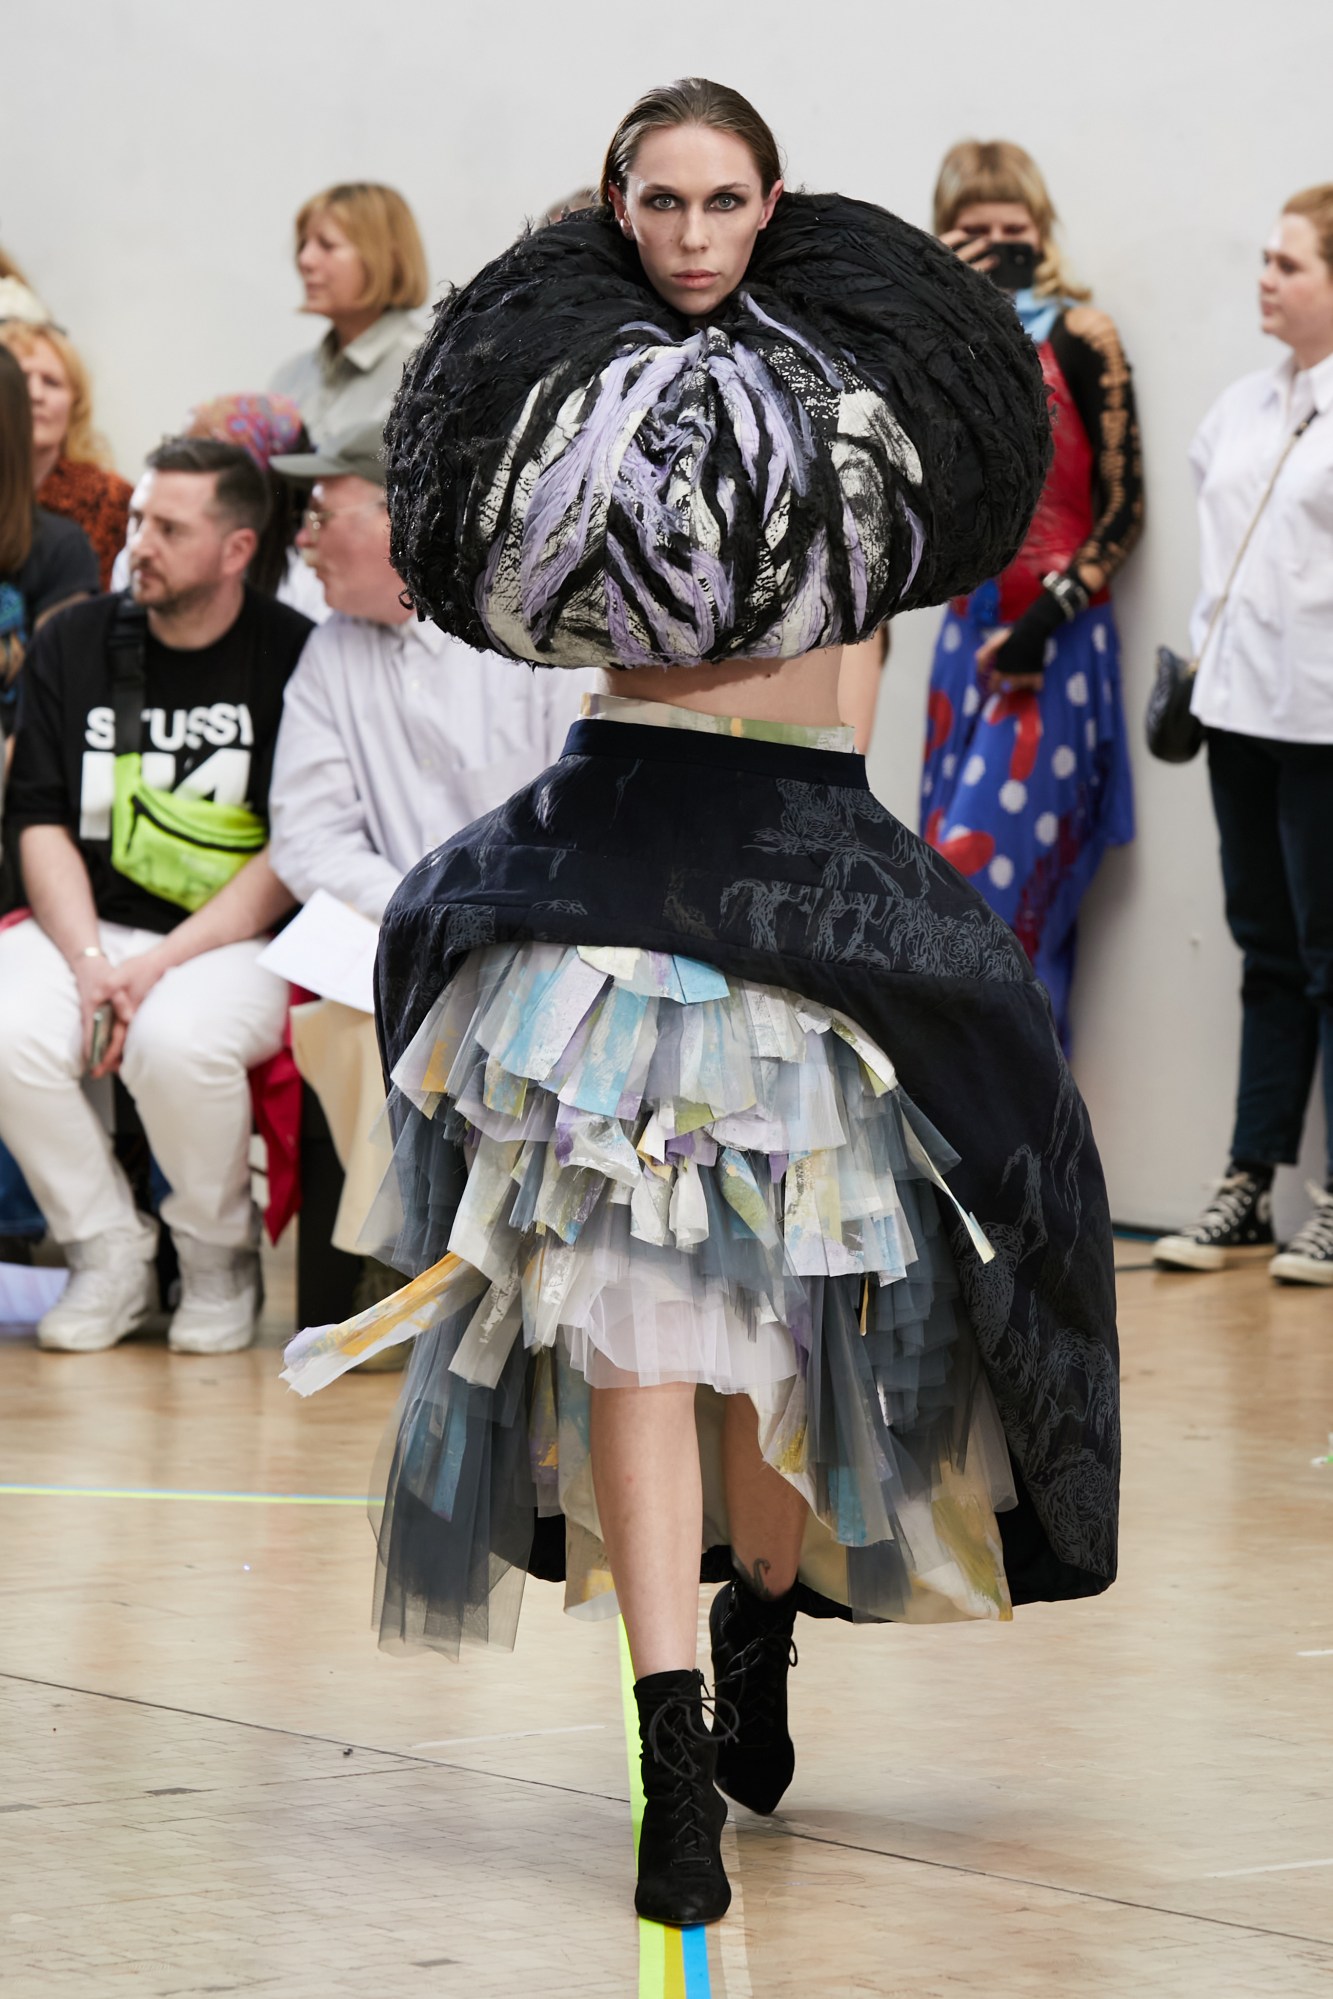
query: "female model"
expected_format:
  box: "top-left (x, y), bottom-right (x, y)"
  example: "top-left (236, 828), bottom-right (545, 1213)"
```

top-left (1154, 185), bottom-right (1333, 1284)
top-left (286, 81), bottom-right (1121, 1928)
top-left (922, 141), bottom-right (1143, 1049)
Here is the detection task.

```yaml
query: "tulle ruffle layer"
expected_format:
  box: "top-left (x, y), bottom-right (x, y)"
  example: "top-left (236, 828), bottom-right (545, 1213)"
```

top-left (283, 943), bottom-right (1017, 1655)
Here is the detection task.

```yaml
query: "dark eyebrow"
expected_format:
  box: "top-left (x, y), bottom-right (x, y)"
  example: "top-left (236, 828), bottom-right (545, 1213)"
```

top-left (639, 182), bottom-right (752, 198)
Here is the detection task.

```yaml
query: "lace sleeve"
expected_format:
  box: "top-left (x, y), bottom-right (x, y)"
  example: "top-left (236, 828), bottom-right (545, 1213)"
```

top-left (1051, 307), bottom-right (1145, 586)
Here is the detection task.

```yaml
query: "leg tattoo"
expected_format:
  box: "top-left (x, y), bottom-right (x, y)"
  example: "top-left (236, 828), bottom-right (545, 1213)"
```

top-left (738, 1554), bottom-right (777, 1601)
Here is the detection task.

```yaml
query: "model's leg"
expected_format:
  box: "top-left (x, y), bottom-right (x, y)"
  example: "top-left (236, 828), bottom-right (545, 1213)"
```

top-left (589, 1379), bottom-right (702, 1676)
top-left (722, 1391), bottom-right (808, 1596)
top-left (710, 1393), bottom-right (809, 1816)
top-left (590, 1379), bottom-right (729, 1927)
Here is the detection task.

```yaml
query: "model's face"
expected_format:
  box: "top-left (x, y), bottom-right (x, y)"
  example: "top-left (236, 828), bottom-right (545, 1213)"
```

top-left (16, 336), bottom-right (74, 457)
top-left (952, 201), bottom-right (1042, 254)
top-left (1259, 213), bottom-right (1333, 355)
top-left (608, 124), bottom-right (782, 319)
top-left (127, 470), bottom-right (254, 613)
top-left (297, 210), bottom-right (370, 319)
top-left (296, 474), bottom-right (403, 620)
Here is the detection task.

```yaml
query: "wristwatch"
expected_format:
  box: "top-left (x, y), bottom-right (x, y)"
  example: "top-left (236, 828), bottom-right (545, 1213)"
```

top-left (1041, 570), bottom-right (1090, 623)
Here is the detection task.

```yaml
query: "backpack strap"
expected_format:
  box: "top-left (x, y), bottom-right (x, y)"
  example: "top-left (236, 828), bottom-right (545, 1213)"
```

top-left (107, 592), bottom-right (148, 755)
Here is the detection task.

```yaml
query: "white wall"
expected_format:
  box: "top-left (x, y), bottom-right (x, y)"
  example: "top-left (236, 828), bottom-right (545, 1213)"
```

top-left (4, 0), bottom-right (1329, 1228)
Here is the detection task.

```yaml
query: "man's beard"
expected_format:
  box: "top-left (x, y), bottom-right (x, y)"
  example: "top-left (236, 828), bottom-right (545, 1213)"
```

top-left (130, 572), bottom-right (220, 620)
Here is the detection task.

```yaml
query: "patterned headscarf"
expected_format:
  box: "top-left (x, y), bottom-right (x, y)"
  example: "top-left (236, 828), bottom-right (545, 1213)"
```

top-left (186, 393), bottom-right (306, 470)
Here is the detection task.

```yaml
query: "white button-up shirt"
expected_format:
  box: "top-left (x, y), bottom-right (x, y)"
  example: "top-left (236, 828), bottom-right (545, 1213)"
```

top-left (1188, 349), bottom-right (1333, 742)
top-left (268, 613), bottom-right (594, 923)
top-left (269, 309), bottom-right (426, 448)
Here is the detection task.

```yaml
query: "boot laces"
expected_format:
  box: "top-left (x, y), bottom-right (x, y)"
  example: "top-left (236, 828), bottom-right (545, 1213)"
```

top-left (1287, 1185), bottom-right (1333, 1258)
top-left (717, 1626), bottom-right (798, 1740)
top-left (644, 1681), bottom-right (737, 1782)
top-left (642, 1683), bottom-right (737, 1863)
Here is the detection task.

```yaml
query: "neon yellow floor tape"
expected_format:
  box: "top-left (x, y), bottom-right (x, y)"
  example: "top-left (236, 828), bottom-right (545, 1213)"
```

top-left (0, 1485), bottom-right (373, 1505)
top-left (618, 1619), bottom-right (712, 1998)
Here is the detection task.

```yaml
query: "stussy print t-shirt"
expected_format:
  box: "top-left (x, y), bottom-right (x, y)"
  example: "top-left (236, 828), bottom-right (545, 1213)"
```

top-left (6, 587), bottom-right (312, 931)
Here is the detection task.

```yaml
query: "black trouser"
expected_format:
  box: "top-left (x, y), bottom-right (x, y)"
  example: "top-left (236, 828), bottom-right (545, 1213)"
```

top-left (1207, 728), bottom-right (1333, 1177)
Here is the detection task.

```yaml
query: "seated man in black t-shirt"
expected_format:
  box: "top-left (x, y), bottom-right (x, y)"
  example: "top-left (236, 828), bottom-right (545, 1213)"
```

top-left (0, 437), bottom-right (312, 1353)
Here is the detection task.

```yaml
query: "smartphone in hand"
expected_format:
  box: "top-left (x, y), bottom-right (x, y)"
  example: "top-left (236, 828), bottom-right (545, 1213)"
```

top-left (89, 1002), bottom-right (113, 1072)
top-left (985, 241), bottom-right (1039, 293)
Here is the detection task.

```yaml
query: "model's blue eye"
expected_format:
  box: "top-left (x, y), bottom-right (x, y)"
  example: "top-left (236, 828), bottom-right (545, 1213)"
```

top-left (648, 195), bottom-right (676, 212)
top-left (712, 194), bottom-right (742, 212)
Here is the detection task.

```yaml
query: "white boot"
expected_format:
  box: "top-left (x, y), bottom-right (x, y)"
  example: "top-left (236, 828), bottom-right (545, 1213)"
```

top-left (38, 1224), bottom-right (158, 1352)
top-left (169, 1235), bottom-right (261, 1354)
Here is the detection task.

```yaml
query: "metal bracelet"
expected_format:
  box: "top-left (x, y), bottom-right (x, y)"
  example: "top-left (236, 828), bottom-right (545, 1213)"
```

top-left (1041, 570), bottom-right (1089, 623)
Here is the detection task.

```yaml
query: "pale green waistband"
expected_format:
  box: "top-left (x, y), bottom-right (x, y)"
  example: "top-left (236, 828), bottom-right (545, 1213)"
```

top-left (581, 691), bottom-right (856, 755)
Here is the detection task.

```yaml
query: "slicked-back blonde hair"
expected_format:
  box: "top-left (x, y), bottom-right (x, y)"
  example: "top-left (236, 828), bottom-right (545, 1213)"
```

top-left (1283, 183), bottom-right (1333, 275)
top-left (0, 320), bottom-right (111, 468)
top-left (933, 139), bottom-right (1090, 303)
top-left (294, 182), bottom-right (429, 315)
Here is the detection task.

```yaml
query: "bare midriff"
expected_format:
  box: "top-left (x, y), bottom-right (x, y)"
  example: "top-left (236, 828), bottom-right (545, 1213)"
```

top-left (598, 644), bottom-right (845, 728)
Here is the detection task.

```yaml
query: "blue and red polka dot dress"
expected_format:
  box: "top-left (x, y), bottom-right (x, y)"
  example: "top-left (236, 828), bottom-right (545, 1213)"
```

top-left (922, 581), bottom-right (1133, 1046)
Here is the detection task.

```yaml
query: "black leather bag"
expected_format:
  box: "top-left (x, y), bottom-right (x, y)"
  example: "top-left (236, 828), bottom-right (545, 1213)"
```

top-left (1145, 647), bottom-right (1204, 763)
top-left (1147, 410), bottom-right (1318, 768)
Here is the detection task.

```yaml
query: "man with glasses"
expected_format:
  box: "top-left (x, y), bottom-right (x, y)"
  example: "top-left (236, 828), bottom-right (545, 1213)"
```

top-left (267, 422), bottom-right (593, 1303)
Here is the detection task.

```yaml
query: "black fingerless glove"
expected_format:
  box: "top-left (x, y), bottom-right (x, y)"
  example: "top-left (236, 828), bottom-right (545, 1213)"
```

top-left (997, 570), bottom-right (1090, 678)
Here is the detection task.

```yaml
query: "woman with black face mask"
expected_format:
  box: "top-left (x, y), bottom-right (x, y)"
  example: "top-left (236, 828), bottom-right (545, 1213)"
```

top-left (926, 140), bottom-right (1144, 1053)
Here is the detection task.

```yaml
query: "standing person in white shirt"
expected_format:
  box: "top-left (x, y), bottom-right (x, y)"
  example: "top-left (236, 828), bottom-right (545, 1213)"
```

top-left (1155, 184), bottom-right (1333, 1285)
top-left (266, 421), bottom-right (592, 1263)
top-left (269, 184), bottom-right (429, 448)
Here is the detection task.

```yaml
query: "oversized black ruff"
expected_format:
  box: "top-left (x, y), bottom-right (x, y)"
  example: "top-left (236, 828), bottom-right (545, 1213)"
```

top-left (386, 194), bottom-right (1052, 668)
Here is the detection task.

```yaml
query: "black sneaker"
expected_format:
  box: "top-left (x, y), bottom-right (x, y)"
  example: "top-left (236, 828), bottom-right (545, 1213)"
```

top-left (1270, 1185), bottom-right (1333, 1287)
top-left (633, 1668), bottom-right (731, 1928)
top-left (1153, 1170), bottom-right (1275, 1272)
top-left (709, 1580), bottom-right (798, 1815)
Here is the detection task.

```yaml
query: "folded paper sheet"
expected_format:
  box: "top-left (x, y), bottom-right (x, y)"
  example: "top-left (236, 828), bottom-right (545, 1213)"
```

top-left (257, 889), bottom-right (379, 1013)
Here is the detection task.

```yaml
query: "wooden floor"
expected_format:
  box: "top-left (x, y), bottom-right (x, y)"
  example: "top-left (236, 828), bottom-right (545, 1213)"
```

top-left (2, 1236), bottom-right (1332, 1997)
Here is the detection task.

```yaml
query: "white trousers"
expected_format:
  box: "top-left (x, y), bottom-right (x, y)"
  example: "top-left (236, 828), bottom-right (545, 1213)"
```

top-left (0, 918), bottom-right (289, 1248)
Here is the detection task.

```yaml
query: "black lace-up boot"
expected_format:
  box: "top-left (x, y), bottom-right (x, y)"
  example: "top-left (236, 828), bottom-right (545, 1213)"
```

top-left (633, 1669), bottom-right (731, 1927)
top-left (709, 1578), bottom-right (799, 1815)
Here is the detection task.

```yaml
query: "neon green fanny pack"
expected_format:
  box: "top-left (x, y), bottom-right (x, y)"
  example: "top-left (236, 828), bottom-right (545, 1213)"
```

top-left (107, 595), bottom-right (266, 913)
top-left (111, 755), bottom-right (267, 913)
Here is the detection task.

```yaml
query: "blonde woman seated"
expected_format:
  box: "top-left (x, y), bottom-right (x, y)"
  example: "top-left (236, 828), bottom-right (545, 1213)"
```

top-left (270, 182), bottom-right (430, 446)
top-left (1, 322), bottom-right (132, 592)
